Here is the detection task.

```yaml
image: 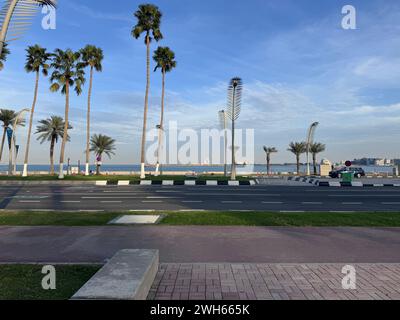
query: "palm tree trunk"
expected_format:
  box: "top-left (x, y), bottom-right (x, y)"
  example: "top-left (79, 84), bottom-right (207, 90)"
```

top-left (0, 127), bottom-right (6, 161)
top-left (0, 0), bottom-right (18, 58)
top-left (50, 136), bottom-right (55, 175)
top-left (313, 153), bottom-right (317, 175)
top-left (140, 33), bottom-right (151, 179)
top-left (59, 82), bottom-right (70, 179)
top-left (85, 66), bottom-right (94, 176)
top-left (296, 154), bottom-right (300, 176)
top-left (267, 154), bottom-right (271, 176)
top-left (231, 87), bottom-right (237, 181)
top-left (155, 69), bottom-right (165, 176)
top-left (22, 71), bottom-right (40, 177)
top-left (96, 164), bottom-right (100, 175)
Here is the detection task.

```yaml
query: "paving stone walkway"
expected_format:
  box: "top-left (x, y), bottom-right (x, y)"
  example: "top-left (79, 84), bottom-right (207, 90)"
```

top-left (148, 263), bottom-right (400, 300)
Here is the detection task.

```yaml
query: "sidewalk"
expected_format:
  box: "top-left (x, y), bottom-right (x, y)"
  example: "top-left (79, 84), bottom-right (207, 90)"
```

top-left (148, 263), bottom-right (400, 300)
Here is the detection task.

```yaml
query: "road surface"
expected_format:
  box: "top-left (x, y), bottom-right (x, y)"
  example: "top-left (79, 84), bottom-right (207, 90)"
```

top-left (0, 185), bottom-right (400, 211)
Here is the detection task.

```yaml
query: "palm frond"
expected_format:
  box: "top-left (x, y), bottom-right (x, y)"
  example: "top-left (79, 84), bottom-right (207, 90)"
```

top-left (226, 77), bottom-right (242, 121)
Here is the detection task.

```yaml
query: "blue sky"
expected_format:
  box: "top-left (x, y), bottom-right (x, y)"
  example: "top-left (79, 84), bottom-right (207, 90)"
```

top-left (1, 0), bottom-right (400, 165)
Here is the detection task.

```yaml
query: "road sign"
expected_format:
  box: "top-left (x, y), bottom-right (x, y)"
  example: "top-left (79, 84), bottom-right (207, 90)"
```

top-left (345, 161), bottom-right (352, 167)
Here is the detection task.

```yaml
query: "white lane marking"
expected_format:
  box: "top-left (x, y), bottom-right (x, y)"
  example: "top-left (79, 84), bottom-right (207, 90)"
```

top-left (156, 190), bottom-right (181, 193)
top-left (262, 201), bottom-right (283, 204)
top-left (146, 196), bottom-right (181, 199)
top-left (18, 201), bottom-right (40, 203)
top-left (329, 211), bottom-right (356, 213)
top-left (142, 200), bottom-right (163, 203)
top-left (342, 202), bottom-right (363, 205)
top-left (181, 200), bottom-right (203, 203)
top-left (101, 201), bottom-right (122, 203)
top-left (179, 209), bottom-right (206, 212)
top-left (60, 201), bottom-right (81, 203)
top-left (280, 210), bottom-right (305, 213)
top-left (302, 202), bottom-right (323, 205)
top-left (221, 201), bottom-right (243, 204)
top-left (79, 210), bottom-right (104, 212)
top-left (130, 209), bottom-right (156, 212)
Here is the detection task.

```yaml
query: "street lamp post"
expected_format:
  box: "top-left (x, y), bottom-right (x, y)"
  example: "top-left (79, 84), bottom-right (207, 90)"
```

top-left (218, 110), bottom-right (228, 177)
top-left (8, 108), bottom-right (29, 176)
top-left (306, 122), bottom-right (319, 176)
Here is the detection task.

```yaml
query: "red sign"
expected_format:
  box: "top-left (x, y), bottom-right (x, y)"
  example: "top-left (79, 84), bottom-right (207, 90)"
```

top-left (345, 161), bottom-right (352, 167)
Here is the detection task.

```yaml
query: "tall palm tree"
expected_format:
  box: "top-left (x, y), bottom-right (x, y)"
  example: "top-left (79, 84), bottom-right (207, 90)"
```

top-left (0, 109), bottom-right (24, 161)
top-left (310, 142), bottom-right (326, 175)
top-left (22, 45), bottom-right (51, 177)
top-left (35, 116), bottom-right (72, 175)
top-left (89, 134), bottom-right (116, 175)
top-left (0, 0), bottom-right (56, 57)
top-left (153, 46), bottom-right (176, 176)
top-left (263, 146), bottom-right (277, 176)
top-left (80, 45), bottom-right (104, 176)
top-left (288, 142), bottom-right (307, 175)
top-left (0, 43), bottom-right (10, 71)
top-left (49, 48), bottom-right (85, 179)
top-left (132, 4), bottom-right (163, 179)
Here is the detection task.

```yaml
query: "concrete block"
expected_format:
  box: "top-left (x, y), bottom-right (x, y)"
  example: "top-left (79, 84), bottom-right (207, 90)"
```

top-left (96, 181), bottom-right (107, 186)
top-left (118, 180), bottom-right (130, 186)
top-left (206, 180), bottom-right (218, 186)
top-left (162, 180), bottom-right (174, 186)
top-left (72, 249), bottom-right (159, 300)
top-left (184, 180), bottom-right (196, 185)
top-left (329, 182), bottom-right (341, 187)
top-left (108, 215), bottom-right (162, 225)
top-left (228, 181), bottom-right (240, 186)
top-left (140, 180), bottom-right (152, 185)
top-left (351, 182), bottom-right (363, 187)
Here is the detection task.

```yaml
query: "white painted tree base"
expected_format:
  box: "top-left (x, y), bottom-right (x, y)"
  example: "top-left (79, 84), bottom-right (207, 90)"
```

top-left (140, 163), bottom-right (146, 179)
top-left (22, 164), bottom-right (28, 177)
top-left (85, 163), bottom-right (90, 176)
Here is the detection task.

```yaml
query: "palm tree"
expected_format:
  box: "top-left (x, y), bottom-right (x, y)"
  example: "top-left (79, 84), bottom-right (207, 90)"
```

top-left (263, 146), bottom-right (277, 176)
top-left (89, 134), bottom-right (116, 175)
top-left (310, 142), bottom-right (326, 175)
top-left (153, 46), bottom-right (176, 176)
top-left (49, 48), bottom-right (85, 179)
top-left (35, 116), bottom-right (72, 175)
top-left (80, 45), bottom-right (104, 176)
top-left (22, 45), bottom-right (51, 177)
top-left (0, 109), bottom-right (25, 161)
top-left (0, 43), bottom-right (10, 71)
top-left (288, 142), bottom-right (307, 175)
top-left (132, 4), bottom-right (163, 179)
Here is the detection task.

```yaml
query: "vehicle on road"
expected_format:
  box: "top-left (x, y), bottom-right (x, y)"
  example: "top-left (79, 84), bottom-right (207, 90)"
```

top-left (329, 167), bottom-right (366, 178)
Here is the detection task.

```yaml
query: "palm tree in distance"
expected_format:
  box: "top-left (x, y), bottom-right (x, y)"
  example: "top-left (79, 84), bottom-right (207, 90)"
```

top-left (22, 45), bottom-right (51, 177)
top-left (132, 4), bottom-right (163, 179)
top-left (288, 142), bottom-right (307, 175)
top-left (263, 146), bottom-right (278, 176)
top-left (49, 48), bottom-right (85, 179)
top-left (0, 43), bottom-right (10, 71)
top-left (80, 45), bottom-right (104, 176)
top-left (90, 134), bottom-right (116, 175)
top-left (35, 116), bottom-right (72, 175)
top-left (153, 46), bottom-right (176, 176)
top-left (0, 109), bottom-right (25, 161)
top-left (310, 142), bottom-right (326, 175)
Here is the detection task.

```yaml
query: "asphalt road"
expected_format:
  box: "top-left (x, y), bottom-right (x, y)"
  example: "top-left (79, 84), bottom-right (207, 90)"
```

top-left (1, 185), bottom-right (400, 212)
top-left (1, 226), bottom-right (399, 263)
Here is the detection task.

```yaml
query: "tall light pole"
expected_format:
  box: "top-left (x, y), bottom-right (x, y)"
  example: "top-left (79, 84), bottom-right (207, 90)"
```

top-left (8, 108), bottom-right (29, 176)
top-left (306, 122), bottom-right (319, 176)
top-left (226, 78), bottom-right (243, 181)
top-left (218, 110), bottom-right (228, 177)
top-left (0, 0), bottom-right (57, 57)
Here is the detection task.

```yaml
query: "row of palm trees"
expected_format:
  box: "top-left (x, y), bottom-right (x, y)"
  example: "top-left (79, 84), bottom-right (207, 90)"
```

top-left (264, 142), bottom-right (326, 175)
top-left (1, 3), bottom-right (176, 179)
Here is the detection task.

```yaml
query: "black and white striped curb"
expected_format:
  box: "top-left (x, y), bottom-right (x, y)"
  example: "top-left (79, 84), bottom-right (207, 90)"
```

top-left (96, 180), bottom-right (257, 186)
top-left (318, 181), bottom-right (400, 187)
top-left (288, 177), bottom-right (400, 187)
top-left (287, 177), bottom-right (320, 186)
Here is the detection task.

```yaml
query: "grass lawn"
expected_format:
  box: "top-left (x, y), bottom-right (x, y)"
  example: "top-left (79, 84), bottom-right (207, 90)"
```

top-left (0, 174), bottom-right (251, 182)
top-left (0, 264), bottom-right (100, 300)
top-left (1, 211), bottom-right (400, 227)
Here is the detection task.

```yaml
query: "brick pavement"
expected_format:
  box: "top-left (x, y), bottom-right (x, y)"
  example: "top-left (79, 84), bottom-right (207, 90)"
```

top-left (148, 263), bottom-right (400, 300)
